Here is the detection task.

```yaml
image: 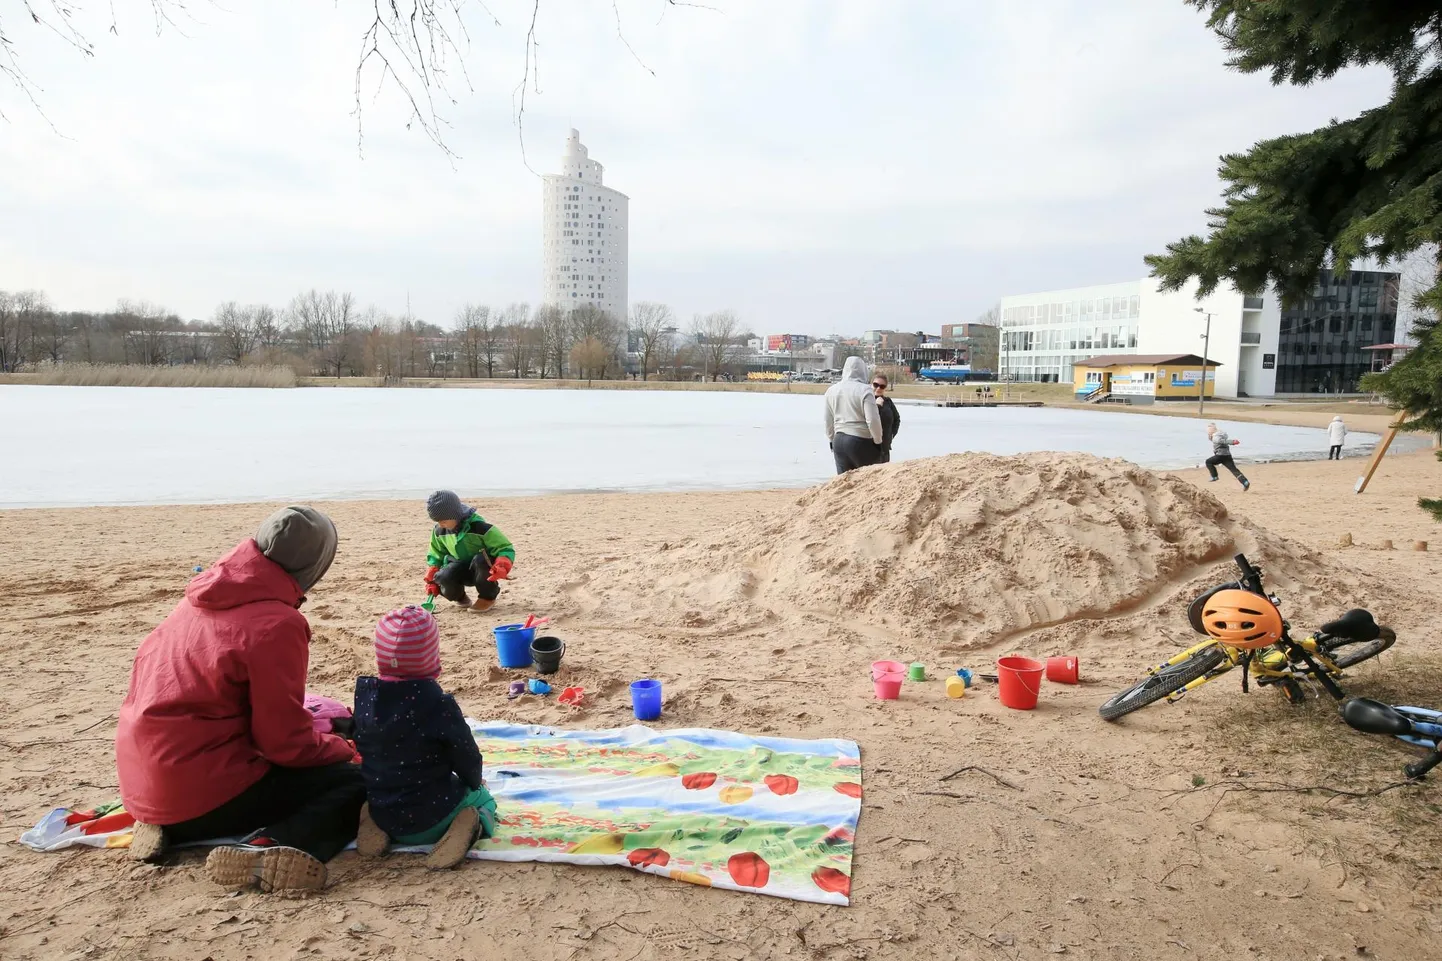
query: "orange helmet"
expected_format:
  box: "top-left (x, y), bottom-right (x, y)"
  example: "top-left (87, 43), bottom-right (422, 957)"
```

top-left (1200, 589), bottom-right (1283, 649)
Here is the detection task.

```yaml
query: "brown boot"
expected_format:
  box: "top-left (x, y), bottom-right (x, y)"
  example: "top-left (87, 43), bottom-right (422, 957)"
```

top-left (129, 821), bottom-right (167, 863)
top-left (355, 803), bottom-right (390, 858)
top-left (425, 807), bottom-right (480, 870)
top-left (470, 598), bottom-right (495, 612)
top-left (205, 844), bottom-right (327, 893)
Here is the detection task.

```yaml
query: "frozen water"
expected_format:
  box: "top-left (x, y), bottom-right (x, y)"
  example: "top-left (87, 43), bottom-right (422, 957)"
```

top-left (0, 385), bottom-right (1378, 508)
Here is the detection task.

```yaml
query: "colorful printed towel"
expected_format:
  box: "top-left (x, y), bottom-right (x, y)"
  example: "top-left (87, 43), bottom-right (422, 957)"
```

top-left (21, 721), bottom-right (862, 905)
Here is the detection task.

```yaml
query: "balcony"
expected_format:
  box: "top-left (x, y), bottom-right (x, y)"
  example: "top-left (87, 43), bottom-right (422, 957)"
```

top-left (1243, 296), bottom-right (1264, 310)
top-left (1240, 332), bottom-right (1262, 345)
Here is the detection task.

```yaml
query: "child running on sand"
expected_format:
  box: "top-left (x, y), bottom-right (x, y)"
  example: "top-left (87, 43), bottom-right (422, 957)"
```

top-left (1205, 423), bottom-right (1250, 490)
top-left (423, 490), bottom-right (515, 612)
top-left (354, 606), bottom-right (497, 869)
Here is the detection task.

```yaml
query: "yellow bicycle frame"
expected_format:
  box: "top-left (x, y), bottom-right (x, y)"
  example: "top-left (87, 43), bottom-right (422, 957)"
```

top-left (1154, 634), bottom-right (1344, 703)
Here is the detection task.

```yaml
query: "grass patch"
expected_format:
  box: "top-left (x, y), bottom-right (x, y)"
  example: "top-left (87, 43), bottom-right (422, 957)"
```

top-left (4, 364), bottom-right (296, 388)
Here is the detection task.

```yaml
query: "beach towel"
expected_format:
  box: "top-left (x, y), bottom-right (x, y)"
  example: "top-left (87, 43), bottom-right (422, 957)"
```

top-left (21, 721), bottom-right (862, 905)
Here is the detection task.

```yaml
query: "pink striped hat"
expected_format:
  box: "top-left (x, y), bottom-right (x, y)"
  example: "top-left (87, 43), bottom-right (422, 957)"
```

top-left (375, 606), bottom-right (442, 680)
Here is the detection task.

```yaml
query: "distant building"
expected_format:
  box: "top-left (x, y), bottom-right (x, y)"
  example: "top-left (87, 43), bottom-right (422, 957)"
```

top-left (1276, 270), bottom-right (1400, 393)
top-left (999, 278), bottom-right (1275, 398)
top-left (941, 323), bottom-right (999, 373)
top-left (765, 334), bottom-right (811, 352)
top-left (1072, 353), bottom-right (1220, 404)
top-left (999, 271), bottom-right (1398, 397)
top-left (541, 129), bottom-right (629, 319)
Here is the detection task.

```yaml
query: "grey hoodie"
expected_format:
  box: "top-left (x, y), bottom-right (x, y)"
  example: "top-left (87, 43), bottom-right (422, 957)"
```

top-left (255, 506), bottom-right (338, 593)
top-left (824, 356), bottom-right (884, 444)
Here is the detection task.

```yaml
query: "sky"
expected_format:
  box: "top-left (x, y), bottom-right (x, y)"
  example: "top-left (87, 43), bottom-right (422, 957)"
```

top-left (0, 0), bottom-right (1394, 336)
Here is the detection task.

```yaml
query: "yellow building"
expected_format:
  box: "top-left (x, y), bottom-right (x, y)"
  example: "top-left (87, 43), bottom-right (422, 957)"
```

top-left (1073, 353), bottom-right (1220, 403)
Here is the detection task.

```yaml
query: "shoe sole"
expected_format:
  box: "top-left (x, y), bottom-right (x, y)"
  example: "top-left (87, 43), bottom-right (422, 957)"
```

top-left (355, 804), bottom-right (390, 858)
top-left (425, 806), bottom-right (480, 870)
top-left (205, 846), bottom-right (327, 892)
top-left (129, 822), bottom-right (167, 863)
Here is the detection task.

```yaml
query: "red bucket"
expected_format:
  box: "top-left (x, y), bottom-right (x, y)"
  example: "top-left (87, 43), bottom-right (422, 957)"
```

top-left (1046, 656), bottom-right (1080, 684)
top-left (997, 656), bottom-right (1045, 710)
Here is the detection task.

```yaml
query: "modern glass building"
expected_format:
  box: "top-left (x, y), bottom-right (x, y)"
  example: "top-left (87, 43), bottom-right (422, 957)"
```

top-left (1275, 271), bottom-right (1400, 393)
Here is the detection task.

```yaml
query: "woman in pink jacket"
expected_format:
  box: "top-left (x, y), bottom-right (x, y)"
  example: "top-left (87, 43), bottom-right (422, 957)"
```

top-left (115, 506), bottom-right (362, 893)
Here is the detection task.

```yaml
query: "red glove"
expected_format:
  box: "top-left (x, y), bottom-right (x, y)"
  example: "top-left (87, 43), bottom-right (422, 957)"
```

top-left (426, 581), bottom-right (441, 597)
top-left (1232, 439), bottom-right (1241, 446)
top-left (488, 556), bottom-right (513, 582)
top-left (425, 565), bottom-right (440, 583)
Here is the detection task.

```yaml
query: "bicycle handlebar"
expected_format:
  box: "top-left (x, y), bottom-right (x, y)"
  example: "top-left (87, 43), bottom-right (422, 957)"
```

top-left (1405, 750), bottom-right (1442, 780)
top-left (1234, 553), bottom-right (1265, 594)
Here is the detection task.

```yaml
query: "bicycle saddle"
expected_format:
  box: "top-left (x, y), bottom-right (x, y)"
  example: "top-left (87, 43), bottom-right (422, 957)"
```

top-left (1319, 609), bottom-right (1380, 642)
top-left (1341, 697), bottom-right (1414, 736)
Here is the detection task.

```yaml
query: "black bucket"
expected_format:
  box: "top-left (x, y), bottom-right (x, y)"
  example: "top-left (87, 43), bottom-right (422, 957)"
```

top-left (530, 636), bottom-right (565, 674)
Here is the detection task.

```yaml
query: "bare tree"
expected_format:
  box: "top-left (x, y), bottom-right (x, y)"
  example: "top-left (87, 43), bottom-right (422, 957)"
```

top-left (692, 309), bottom-right (742, 382)
top-left (38, 308), bottom-right (69, 363)
top-left (4, 3), bottom-right (712, 159)
top-left (570, 336), bottom-right (614, 387)
top-left (537, 303), bottom-right (570, 378)
top-left (504, 305), bottom-right (538, 378)
top-left (630, 301), bottom-right (674, 381)
top-left (114, 299), bottom-right (177, 365)
top-left (214, 301), bottom-right (260, 365)
top-left (453, 304), bottom-right (482, 378)
top-left (0, 291), bottom-right (16, 371)
top-left (289, 289), bottom-right (357, 377)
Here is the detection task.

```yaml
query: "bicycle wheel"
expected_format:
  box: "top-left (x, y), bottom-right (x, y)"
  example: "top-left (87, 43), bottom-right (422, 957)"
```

top-left (1099, 646), bottom-right (1230, 721)
top-left (1320, 626), bottom-right (1396, 670)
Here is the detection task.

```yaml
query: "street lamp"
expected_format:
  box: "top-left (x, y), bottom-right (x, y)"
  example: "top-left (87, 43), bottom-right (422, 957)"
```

top-left (1193, 307), bottom-right (1213, 416)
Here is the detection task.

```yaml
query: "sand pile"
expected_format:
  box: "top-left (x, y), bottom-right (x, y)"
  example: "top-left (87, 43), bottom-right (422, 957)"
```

top-left (576, 453), bottom-right (1388, 649)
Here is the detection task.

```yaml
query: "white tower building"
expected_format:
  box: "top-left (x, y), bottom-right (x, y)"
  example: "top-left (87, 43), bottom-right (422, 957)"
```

top-left (542, 129), bottom-right (629, 319)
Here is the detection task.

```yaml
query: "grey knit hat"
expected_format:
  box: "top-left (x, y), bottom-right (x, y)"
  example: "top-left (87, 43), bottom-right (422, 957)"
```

top-left (255, 506), bottom-right (338, 592)
top-left (426, 490), bottom-right (471, 523)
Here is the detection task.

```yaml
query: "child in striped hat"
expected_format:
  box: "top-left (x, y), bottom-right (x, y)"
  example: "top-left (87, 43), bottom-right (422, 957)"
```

top-left (352, 605), bottom-right (498, 869)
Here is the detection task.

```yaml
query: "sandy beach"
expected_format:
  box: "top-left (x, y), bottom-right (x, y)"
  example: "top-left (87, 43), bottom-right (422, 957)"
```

top-left (2, 440), bottom-right (1441, 960)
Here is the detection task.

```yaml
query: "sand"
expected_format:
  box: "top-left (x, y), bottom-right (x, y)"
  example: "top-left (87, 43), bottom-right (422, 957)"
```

top-left (2, 445), bottom-right (1442, 960)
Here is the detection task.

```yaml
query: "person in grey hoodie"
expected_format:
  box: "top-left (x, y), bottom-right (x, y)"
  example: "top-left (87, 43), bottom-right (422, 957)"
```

top-left (824, 356), bottom-right (884, 474)
top-left (1205, 423), bottom-right (1250, 490)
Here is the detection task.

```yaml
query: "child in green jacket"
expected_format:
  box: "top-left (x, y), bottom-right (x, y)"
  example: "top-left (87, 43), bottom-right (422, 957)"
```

top-left (423, 491), bottom-right (516, 612)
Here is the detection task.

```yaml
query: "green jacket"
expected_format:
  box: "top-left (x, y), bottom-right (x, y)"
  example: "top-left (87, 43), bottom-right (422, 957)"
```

top-left (426, 512), bottom-right (516, 568)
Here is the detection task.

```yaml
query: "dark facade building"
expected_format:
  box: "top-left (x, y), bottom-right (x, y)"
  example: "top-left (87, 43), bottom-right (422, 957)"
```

top-left (941, 323), bottom-right (1000, 373)
top-left (1276, 270), bottom-right (1399, 393)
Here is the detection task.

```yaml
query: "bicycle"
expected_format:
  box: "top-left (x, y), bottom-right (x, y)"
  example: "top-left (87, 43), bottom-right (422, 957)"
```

top-left (1340, 698), bottom-right (1442, 779)
top-left (1099, 553), bottom-right (1396, 721)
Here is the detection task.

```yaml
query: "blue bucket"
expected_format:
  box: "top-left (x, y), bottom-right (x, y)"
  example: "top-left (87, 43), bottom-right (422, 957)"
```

top-left (493, 624), bottom-right (536, 669)
top-left (630, 679), bottom-right (662, 721)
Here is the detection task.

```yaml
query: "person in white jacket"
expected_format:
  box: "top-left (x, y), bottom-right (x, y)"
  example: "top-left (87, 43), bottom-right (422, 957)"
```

top-left (824, 356), bottom-right (884, 474)
top-left (1326, 415), bottom-right (1347, 460)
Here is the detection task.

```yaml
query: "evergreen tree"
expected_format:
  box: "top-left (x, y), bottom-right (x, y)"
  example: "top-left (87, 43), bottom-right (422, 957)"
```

top-left (1148, 1), bottom-right (1442, 519)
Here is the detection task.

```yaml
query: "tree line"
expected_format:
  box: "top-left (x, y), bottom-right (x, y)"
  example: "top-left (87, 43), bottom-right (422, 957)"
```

top-left (0, 290), bottom-right (755, 382)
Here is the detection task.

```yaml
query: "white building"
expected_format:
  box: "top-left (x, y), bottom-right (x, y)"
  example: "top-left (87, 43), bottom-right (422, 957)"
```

top-left (999, 277), bottom-right (1281, 399)
top-left (542, 129), bottom-right (629, 319)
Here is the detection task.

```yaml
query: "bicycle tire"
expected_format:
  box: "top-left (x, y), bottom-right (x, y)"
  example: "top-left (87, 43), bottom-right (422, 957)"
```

top-left (1099, 646), bottom-right (1230, 721)
top-left (1319, 626), bottom-right (1397, 670)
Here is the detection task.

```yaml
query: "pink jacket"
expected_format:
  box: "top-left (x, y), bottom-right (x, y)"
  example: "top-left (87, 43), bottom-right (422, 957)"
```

top-left (116, 539), bottom-right (355, 824)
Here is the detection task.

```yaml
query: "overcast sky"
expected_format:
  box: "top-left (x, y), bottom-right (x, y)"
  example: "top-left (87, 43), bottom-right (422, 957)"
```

top-left (0, 1), bottom-right (1392, 336)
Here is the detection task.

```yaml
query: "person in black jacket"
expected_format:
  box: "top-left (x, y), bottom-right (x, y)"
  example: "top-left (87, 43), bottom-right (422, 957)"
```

top-left (353, 606), bottom-right (497, 869)
top-left (872, 373), bottom-right (902, 463)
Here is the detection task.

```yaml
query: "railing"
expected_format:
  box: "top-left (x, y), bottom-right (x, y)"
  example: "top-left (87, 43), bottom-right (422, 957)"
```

top-left (1243, 296), bottom-right (1264, 310)
top-left (1240, 332), bottom-right (1262, 345)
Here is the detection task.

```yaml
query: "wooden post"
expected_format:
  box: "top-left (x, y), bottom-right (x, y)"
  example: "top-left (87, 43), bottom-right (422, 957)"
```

top-left (1355, 419), bottom-right (1405, 494)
